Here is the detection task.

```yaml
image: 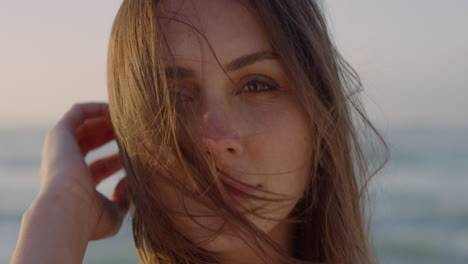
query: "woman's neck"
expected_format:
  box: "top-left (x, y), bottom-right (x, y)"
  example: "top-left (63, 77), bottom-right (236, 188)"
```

top-left (219, 220), bottom-right (295, 264)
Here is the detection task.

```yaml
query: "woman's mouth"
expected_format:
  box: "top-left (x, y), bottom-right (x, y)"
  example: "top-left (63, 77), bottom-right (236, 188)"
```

top-left (189, 168), bottom-right (260, 205)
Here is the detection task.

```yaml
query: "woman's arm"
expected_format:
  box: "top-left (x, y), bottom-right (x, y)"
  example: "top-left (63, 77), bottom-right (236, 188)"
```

top-left (10, 102), bottom-right (129, 264)
top-left (11, 190), bottom-right (92, 264)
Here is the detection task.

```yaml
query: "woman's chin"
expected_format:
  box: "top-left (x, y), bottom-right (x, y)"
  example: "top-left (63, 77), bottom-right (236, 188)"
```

top-left (198, 232), bottom-right (251, 253)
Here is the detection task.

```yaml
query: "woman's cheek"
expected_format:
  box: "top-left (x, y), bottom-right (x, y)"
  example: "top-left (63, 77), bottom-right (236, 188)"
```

top-left (247, 98), bottom-right (312, 195)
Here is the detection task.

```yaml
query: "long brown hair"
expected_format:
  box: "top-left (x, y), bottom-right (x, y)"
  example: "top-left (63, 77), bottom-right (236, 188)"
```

top-left (106, 0), bottom-right (389, 263)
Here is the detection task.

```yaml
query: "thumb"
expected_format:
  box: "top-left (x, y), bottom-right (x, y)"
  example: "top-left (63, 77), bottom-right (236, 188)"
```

top-left (89, 177), bottom-right (130, 241)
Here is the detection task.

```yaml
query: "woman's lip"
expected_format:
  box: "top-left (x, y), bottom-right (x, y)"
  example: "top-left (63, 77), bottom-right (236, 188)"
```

top-left (220, 175), bottom-right (258, 194)
top-left (216, 168), bottom-right (257, 191)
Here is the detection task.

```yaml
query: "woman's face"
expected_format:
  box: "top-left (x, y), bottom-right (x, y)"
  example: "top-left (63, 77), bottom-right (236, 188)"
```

top-left (158, 0), bottom-right (313, 253)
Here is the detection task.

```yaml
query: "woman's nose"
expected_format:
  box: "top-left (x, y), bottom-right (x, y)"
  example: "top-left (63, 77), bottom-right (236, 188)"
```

top-left (198, 104), bottom-right (243, 158)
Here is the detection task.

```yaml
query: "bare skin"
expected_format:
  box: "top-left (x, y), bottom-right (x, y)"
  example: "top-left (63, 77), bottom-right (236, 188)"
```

top-left (11, 1), bottom-right (314, 263)
top-left (157, 0), bottom-right (313, 263)
top-left (11, 102), bottom-right (129, 264)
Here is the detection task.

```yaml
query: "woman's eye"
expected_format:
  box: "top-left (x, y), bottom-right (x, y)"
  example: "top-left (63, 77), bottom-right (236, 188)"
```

top-left (241, 76), bottom-right (279, 93)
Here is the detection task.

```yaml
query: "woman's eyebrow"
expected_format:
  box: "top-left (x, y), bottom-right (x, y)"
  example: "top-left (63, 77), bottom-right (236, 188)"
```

top-left (165, 50), bottom-right (279, 79)
top-left (225, 50), bottom-right (278, 72)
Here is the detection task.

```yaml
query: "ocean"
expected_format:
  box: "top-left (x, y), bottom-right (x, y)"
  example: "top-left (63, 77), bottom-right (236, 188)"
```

top-left (1, 126), bottom-right (467, 263)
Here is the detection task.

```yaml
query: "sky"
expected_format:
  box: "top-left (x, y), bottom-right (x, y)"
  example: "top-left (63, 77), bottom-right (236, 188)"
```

top-left (0, 0), bottom-right (467, 129)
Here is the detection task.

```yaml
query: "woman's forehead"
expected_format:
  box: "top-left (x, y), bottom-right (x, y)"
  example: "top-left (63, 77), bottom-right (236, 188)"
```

top-left (159, 0), bottom-right (273, 69)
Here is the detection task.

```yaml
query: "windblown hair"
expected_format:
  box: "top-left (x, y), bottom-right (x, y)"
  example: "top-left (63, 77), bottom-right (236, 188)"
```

top-left (107, 0), bottom-right (389, 263)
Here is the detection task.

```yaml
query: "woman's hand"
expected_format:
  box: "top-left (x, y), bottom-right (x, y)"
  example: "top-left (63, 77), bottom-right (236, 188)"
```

top-left (38, 102), bottom-right (130, 240)
top-left (11, 102), bottom-right (130, 264)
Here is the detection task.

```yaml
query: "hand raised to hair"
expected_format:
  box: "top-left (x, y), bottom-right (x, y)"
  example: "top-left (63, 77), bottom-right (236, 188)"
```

top-left (38, 102), bottom-right (130, 241)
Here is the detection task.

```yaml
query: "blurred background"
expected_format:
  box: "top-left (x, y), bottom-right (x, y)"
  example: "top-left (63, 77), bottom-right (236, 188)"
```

top-left (1, 1), bottom-right (467, 263)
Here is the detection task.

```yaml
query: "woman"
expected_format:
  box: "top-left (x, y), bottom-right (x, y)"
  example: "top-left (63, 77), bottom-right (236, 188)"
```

top-left (11, 0), bottom-right (388, 263)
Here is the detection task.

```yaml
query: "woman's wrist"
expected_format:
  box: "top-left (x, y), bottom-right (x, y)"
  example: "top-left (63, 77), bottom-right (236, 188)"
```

top-left (11, 190), bottom-right (94, 264)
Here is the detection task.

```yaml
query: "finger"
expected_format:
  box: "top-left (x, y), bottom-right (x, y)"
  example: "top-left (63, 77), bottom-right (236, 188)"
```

top-left (77, 126), bottom-right (113, 148)
top-left (77, 117), bottom-right (115, 155)
top-left (59, 102), bottom-right (110, 136)
top-left (111, 177), bottom-right (130, 213)
top-left (77, 116), bottom-right (114, 139)
top-left (89, 177), bottom-right (129, 240)
top-left (79, 130), bottom-right (116, 156)
top-left (89, 190), bottom-right (126, 241)
top-left (89, 153), bottom-right (123, 185)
